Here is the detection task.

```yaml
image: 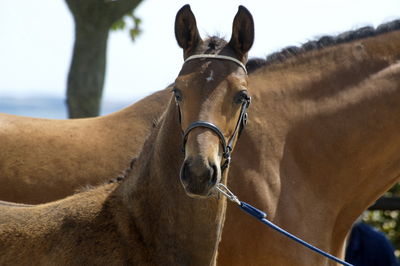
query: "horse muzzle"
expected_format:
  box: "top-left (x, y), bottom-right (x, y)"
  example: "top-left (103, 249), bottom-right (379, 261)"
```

top-left (179, 156), bottom-right (221, 198)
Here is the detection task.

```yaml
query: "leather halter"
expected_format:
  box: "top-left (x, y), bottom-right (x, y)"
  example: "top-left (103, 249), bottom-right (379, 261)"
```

top-left (177, 54), bottom-right (250, 173)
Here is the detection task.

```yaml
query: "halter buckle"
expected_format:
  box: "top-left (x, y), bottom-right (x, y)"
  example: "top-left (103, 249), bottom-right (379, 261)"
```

top-left (223, 146), bottom-right (232, 159)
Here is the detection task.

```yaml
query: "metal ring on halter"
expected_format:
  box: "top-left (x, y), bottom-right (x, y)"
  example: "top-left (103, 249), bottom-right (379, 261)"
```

top-left (216, 183), bottom-right (240, 205)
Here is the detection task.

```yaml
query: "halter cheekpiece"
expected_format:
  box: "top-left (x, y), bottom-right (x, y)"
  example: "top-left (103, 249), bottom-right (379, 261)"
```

top-left (178, 54), bottom-right (250, 173)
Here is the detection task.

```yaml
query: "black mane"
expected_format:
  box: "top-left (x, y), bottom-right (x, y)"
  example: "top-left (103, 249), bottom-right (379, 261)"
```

top-left (246, 19), bottom-right (400, 73)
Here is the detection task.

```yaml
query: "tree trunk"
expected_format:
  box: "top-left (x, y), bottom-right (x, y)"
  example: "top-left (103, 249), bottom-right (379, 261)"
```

top-left (65, 0), bottom-right (143, 118)
top-left (67, 24), bottom-right (109, 118)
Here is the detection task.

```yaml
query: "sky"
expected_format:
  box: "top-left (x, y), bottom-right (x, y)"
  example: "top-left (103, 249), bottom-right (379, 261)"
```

top-left (0, 0), bottom-right (399, 103)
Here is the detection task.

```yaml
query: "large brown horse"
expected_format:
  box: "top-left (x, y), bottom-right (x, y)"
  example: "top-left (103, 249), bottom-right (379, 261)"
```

top-left (218, 21), bottom-right (400, 265)
top-left (2, 7), bottom-right (400, 266)
top-left (0, 5), bottom-right (253, 265)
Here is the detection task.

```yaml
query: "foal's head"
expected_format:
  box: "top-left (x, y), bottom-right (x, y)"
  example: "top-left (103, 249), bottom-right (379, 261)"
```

top-left (174, 5), bottom-right (254, 198)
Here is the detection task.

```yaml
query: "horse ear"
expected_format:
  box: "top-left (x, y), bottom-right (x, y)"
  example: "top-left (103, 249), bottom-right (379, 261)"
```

top-left (175, 4), bottom-right (202, 58)
top-left (229, 6), bottom-right (254, 60)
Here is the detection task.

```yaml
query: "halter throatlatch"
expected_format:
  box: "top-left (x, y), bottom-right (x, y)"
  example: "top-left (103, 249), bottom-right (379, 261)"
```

top-left (178, 54), bottom-right (250, 173)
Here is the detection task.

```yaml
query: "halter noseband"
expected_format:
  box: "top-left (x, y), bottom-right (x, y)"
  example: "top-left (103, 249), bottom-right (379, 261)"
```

top-left (178, 54), bottom-right (250, 173)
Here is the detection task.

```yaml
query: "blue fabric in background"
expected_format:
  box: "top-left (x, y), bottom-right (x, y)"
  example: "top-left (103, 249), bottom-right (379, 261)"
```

top-left (346, 222), bottom-right (399, 266)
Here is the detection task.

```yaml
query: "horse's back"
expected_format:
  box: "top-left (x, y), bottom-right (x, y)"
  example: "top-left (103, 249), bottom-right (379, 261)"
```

top-left (0, 184), bottom-right (129, 265)
top-left (0, 113), bottom-right (108, 203)
top-left (0, 88), bottom-right (171, 204)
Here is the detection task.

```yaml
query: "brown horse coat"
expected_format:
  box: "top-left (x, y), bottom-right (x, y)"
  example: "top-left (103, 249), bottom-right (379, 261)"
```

top-left (2, 15), bottom-right (400, 265)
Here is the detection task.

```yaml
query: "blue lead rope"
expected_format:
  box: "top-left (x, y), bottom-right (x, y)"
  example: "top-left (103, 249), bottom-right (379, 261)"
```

top-left (216, 184), bottom-right (353, 266)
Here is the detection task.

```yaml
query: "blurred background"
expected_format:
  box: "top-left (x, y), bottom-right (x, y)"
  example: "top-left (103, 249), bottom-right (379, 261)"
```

top-left (1, 0), bottom-right (400, 259)
top-left (1, 0), bottom-right (399, 118)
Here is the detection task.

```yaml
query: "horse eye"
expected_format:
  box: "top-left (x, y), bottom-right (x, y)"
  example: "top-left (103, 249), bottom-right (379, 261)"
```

top-left (172, 88), bottom-right (183, 102)
top-left (234, 90), bottom-right (249, 104)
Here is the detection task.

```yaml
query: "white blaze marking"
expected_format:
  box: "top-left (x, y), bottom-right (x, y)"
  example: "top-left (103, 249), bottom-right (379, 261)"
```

top-left (206, 70), bottom-right (214, 82)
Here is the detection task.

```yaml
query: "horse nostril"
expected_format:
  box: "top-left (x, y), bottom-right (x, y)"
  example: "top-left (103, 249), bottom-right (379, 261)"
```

top-left (209, 164), bottom-right (218, 186)
top-left (180, 161), bottom-right (190, 185)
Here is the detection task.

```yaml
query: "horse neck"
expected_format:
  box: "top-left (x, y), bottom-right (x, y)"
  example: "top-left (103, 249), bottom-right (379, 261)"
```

top-left (115, 99), bottom-right (225, 265)
top-left (251, 31), bottom-right (400, 258)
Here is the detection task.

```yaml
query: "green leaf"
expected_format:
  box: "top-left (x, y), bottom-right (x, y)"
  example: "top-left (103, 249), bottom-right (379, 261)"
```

top-left (110, 12), bottom-right (142, 42)
top-left (111, 19), bottom-right (126, 31)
